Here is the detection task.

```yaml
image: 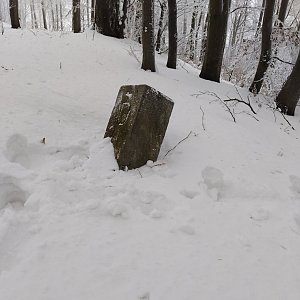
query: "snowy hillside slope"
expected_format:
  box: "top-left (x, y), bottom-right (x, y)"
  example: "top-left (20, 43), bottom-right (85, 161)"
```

top-left (0, 28), bottom-right (300, 300)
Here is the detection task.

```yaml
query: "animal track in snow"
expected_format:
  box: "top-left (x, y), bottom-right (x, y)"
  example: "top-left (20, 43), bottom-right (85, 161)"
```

top-left (0, 174), bottom-right (29, 209)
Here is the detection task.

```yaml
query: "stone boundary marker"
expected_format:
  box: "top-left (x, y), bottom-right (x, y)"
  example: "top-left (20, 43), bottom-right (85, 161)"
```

top-left (104, 84), bottom-right (174, 170)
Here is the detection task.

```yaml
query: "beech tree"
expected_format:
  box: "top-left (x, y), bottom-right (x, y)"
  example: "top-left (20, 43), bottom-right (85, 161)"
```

top-left (95, 0), bottom-right (123, 38)
top-left (141, 0), bottom-right (155, 72)
top-left (9, 0), bottom-right (20, 28)
top-left (166, 0), bottom-right (177, 69)
top-left (73, 0), bottom-right (81, 33)
top-left (199, 0), bottom-right (231, 82)
top-left (276, 50), bottom-right (300, 115)
top-left (249, 0), bottom-right (276, 94)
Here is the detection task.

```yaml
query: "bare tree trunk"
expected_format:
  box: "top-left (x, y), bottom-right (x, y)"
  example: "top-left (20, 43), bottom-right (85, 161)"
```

top-left (41, 0), bottom-right (47, 29)
top-left (95, 0), bottom-right (123, 38)
top-left (56, 3), bottom-right (59, 30)
top-left (188, 2), bottom-right (198, 61)
top-left (276, 49), bottom-right (300, 115)
top-left (82, 5), bottom-right (85, 31)
top-left (9, 0), bottom-right (21, 28)
top-left (91, 0), bottom-right (95, 29)
top-left (278, 0), bottom-right (289, 27)
top-left (200, 12), bottom-right (208, 64)
top-left (156, 0), bottom-right (166, 52)
top-left (249, 0), bottom-right (275, 94)
top-left (141, 0), bottom-right (155, 71)
top-left (167, 0), bottom-right (177, 69)
top-left (255, 0), bottom-right (266, 37)
top-left (194, 10), bottom-right (203, 63)
top-left (200, 0), bottom-right (231, 82)
top-left (31, 0), bottom-right (38, 28)
top-left (87, 0), bottom-right (90, 27)
top-left (120, 0), bottom-right (128, 37)
top-left (73, 0), bottom-right (81, 33)
top-left (50, 1), bottom-right (55, 30)
top-left (60, 2), bottom-right (63, 30)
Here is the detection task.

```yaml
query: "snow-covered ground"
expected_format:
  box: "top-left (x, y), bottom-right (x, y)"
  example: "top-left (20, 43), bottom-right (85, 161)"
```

top-left (0, 27), bottom-right (300, 300)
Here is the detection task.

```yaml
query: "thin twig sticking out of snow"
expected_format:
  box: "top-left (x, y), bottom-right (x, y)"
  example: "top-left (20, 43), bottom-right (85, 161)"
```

top-left (264, 100), bottom-right (295, 131)
top-left (199, 105), bottom-right (206, 130)
top-left (127, 46), bottom-right (141, 64)
top-left (163, 131), bottom-right (197, 159)
top-left (192, 88), bottom-right (259, 123)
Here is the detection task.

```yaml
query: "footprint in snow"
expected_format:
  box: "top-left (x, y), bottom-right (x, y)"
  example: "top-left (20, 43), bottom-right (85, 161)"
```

top-left (249, 209), bottom-right (270, 221)
top-left (289, 175), bottom-right (300, 195)
top-left (0, 174), bottom-right (29, 210)
top-left (5, 134), bottom-right (31, 168)
top-left (201, 166), bottom-right (225, 200)
top-left (180, 189), bottom-right (199, 199)
top-left (4, 133), bottom-right (89, 171)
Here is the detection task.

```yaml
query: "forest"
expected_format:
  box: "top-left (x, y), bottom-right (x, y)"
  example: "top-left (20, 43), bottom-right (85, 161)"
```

top-left (1, 0), bottom-right (300, 114)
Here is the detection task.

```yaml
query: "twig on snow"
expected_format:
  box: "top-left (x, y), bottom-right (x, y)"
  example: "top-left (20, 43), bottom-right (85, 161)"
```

top-left (163, 131), bottom-right (196, 159)
top-left (199, 105), bottom-right (206, 130)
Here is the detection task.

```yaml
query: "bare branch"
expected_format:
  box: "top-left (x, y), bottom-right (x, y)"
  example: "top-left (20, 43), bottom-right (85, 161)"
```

top-left (163, 131), bottom-right (196, 159)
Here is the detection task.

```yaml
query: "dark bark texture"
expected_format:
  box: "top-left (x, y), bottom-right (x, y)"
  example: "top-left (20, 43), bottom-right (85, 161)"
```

top-left (72, 0), bottom-right (81, 33)
top-left (278, 0), bottom-right (289, 28)
top-left (276, 50), bottom-right (300, 115)
top-left (156, 0), bottom-right (166, 52)
top-left (199, 0), bottom-right (231, 82)
top-left (9, 0), bottom-right (20, 28)
top-left (167, 0), bottom-right (177, 69)
top-left (95, 0), bottom-right (123, 38)
top-left (142, 0), bottom-right (155, 71)
top-left (249, 0), bottom-right (275, 94)
top-left (105, 85), bottom-right (174, 170)
top-left (41, 1), bottom-right (48, 29)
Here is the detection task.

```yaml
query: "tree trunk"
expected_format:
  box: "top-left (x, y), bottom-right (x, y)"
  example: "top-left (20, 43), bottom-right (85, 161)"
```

top-left (41, 0), bottom-right (47, 29)
top-left (199, 12), bottom-right (208, 64)
top-left (141, 0), bottom-right (155, 71)
top-left (32, 0), bottom-right (38, 28)
top-left (167, 0), bottom-right (177, 69)
top-left (255, 0), bottom-right (266, 37)
top-left (199, 0), bottom-right (231, 82)
top-left (87, 0), bottom-right (90, 27)
top-left (91, 0), bottom-right (95, 29)
top-left (194, 11), bottom-right (203, 63)
top-left (56, 3), bottom-right (59, 31)
top-left (156, 0), bottom-right (166, 52)
top-left (9, 0), bottom-right (21, 28)
top-left (50, 1), bottom-right (55, 30)
top-left (188, 2), bottom-right (198, 61)
top-left (249, 0), bottom-right (275, 94)
top-left (278, 0), bottom-right (289, 27)
top-left (276, 50), bottom-right (300, 115)
top-left (95, 0), bottom-right (123, 38)
top-left (73, 0), bottom-right (81, 33)
top-left (60, 2), bottom-right (63, 30)
top-left (120, 0), bottom-right (128, 37)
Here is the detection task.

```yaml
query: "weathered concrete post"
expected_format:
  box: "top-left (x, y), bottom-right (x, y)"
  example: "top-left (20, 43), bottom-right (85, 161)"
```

top-left (104, 84), bottom-right (174, 170)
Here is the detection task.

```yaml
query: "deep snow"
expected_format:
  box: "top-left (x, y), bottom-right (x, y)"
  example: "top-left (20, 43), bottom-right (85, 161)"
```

top-left (0, 27), bottom-right (300, 300)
